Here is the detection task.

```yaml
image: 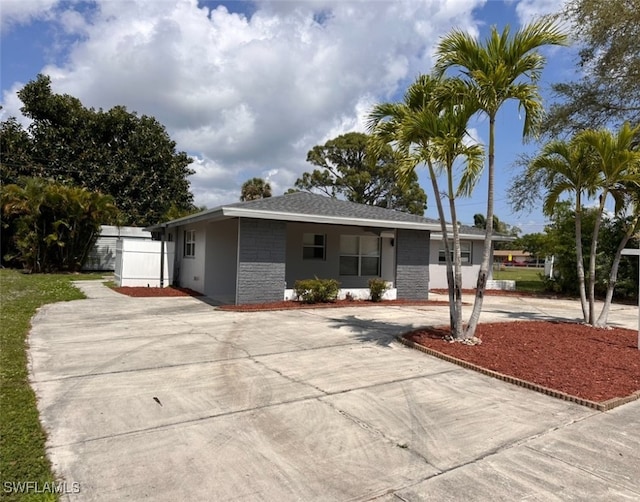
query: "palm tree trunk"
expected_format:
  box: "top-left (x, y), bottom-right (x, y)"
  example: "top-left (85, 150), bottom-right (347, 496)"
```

top-left (574, 196), bottom-right (589, 322)
top-left (447, 162), bottom-right (463, 339)
top-left (588, 192), bottom-right (608, 325)
top-left (425, 159), bottom-right (459, 336)
top-left (596, 215), bottom-right (639, 327)
top-left (464, 114), bottom-right (496, 339)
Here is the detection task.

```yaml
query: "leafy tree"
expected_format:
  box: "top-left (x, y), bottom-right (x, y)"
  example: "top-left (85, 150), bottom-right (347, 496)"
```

top-left (240, 177), bottom-right (272, 201)
top-left (544, 0), bottom-right (640, 135)
top-left (0, 117), bottom-right (35, 182)
top-left (369, 74), bottom-right (484, 339)
top-left (1, 74), bottom-right (194, 226)
top-left (435, 20), bottom-right (568, 338)
top-left (474, 214), bottom-right (520, 251)
top-left (512, 232), bottom-right (552, 262)
top-left (294, 132), bottom-right (427, 215)
top-left (473, 213), bottom-right (520, 239)
top-left (1, 178), bottom-right (119, 272)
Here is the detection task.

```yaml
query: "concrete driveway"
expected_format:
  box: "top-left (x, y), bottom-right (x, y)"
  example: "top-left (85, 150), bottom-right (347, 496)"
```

top-left (28, 282), bottom-right (640, 501)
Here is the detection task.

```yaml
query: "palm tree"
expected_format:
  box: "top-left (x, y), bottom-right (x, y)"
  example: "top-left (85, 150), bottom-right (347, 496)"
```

top-left (240, 177), bottom-right (272, 201)
top-left (577, 123), bottom-right (640, 325)
top-left (526, 138), bottom-right (599, 321)
top-left (368, 75), bottom-right (484, 339)
top-left (597, 188), bottom-right (640, 326)
top-left (1, 178), bottom-right (118, 272)
top-left (434, 20), bottom-right (568, 338)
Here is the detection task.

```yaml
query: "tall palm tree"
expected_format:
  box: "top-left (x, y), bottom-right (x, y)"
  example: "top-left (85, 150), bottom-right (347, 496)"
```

top-left (577, 122), bottom-right (640, 325)
top-left (434, 20), bottom-right (568, 338)
top-left (368, 75), bottom-right (484, 338)
top-left (368, 75), bottom-right (460, 333)
top-left (526, 138), bottom-right (599, 321)
top-left (240, 177), bottom-right (272, 201)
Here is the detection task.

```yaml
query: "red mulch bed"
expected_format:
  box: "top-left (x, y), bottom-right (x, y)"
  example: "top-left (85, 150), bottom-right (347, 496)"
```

top-left (113, 286), bottom-right (204, 297)
top-left (220, 299), bottom-right (451, 311)
top-left (403, 321), bottom-right (640, 404)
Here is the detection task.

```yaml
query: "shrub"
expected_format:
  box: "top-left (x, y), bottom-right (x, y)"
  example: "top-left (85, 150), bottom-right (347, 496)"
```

top-left (293, 278), bottom-right (340, 303)
top-left (1, 178), bottom-right (119, 272)
top-left (368, 278), bottom-right (390, 302)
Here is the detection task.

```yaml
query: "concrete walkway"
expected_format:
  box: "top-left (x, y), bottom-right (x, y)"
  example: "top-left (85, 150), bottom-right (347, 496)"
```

top-left (28, 282), bottom-right (640, 501)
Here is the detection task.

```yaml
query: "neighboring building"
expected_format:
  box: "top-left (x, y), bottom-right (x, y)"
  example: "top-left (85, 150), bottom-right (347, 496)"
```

top-left (429, 226), bottom-right (512, 289)
top-left (493, 250), bottom-right (535, 266)
top-left (145, 192), bottom-right (507, 304)
top-left (83, 225), bottom-right (152, 271)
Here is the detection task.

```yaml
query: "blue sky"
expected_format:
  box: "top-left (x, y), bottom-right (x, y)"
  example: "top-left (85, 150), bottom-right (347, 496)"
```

top-left (1, 0), bottom-right (577, 233)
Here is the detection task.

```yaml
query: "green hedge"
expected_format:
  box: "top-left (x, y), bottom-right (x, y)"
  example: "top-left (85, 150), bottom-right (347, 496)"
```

top-left (293, 278), bottom-right (340, 303)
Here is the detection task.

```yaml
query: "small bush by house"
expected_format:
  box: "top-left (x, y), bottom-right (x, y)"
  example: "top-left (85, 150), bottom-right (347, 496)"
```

top-left (293, 278), bottom-right (340, 303)
top-left (368, 278), bottom-right (390, 302)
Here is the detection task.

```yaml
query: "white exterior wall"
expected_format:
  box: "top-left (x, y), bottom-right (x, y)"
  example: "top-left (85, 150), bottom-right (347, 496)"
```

top-left (114, 239), bottom-right (174, 287)
top-left (428, 238), bottom-right (491, 289)
top-left (204, 219), bottom-right (238, 304)
top-left (174, 222), bottom-right (208, 294)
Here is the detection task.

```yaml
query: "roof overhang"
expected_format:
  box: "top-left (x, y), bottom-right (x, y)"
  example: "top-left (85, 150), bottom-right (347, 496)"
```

top-left (221, 207), bottom-right (441, 231)
top-left (430, 232), bottom-right (516, 242)
top-left (146, 206), bottom-right (442, 232)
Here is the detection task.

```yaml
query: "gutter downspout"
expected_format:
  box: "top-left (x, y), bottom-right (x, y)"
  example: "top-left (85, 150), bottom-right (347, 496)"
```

top-left (160, 224), bottom-right (166, 288)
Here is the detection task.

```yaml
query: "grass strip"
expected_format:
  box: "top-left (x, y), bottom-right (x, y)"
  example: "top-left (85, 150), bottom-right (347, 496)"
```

top-left (492, 266), bottom-right (546, 293)
top-left (0, 270), bottom-right (102, 501)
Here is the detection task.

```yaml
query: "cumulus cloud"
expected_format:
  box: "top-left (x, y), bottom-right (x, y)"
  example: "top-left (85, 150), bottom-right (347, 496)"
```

top-left (0, 0), bottom-right (59, 33)
top-left (1, 0), bottom-right (488, 208)
top-left (514, 0), bottom-right (566, 24)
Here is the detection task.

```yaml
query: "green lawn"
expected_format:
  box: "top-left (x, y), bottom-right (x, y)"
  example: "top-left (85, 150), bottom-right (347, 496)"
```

top-left (492, 266), bottom-right (546, 293)
top-left (0, 270), bottom-right (103, 502)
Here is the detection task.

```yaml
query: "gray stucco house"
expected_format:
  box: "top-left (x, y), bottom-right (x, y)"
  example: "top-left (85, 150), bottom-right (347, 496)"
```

top-left (146, 192), bottom-right (500, 305)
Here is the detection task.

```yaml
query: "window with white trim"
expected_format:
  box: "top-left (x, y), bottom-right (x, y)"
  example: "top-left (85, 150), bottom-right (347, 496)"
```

top-left (339, 235), bottom-right (380, 276)
top-left (184, 229), bottom-right (196, 258)
top-left (303, 233), bottom-right (326, 260)
top-left (438, 241), bottom-right (471, 264)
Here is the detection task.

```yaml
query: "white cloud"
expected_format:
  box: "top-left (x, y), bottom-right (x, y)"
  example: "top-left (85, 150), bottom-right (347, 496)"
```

top-left (514, 0), bottom-right (566, 24)
top-left (1, 0), bottom-right (487, 209)
top-left (0, 0), bottom-right (59, 33)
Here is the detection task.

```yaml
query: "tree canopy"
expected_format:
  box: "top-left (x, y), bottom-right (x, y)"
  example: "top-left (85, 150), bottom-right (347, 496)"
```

top-left (434, 20), bottom-right (568, 338)
top-left (544, 0), bottom-right (640, 134)
top-left (0, 74), bottom-right (195, 226)
top-left (293, 132), bottom-right (427, 215)
top-left (368, 73), bottom-right (485, 339)
top-left (514, 123), bottom-right (640, 326)
top-left (1, 177), bottom-right (119, 272)
top-left (240, 177), bottom-right (272, 201)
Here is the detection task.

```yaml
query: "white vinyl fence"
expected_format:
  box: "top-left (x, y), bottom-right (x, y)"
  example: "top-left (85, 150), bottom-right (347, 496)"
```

top-left (114, 238), bottom-right (174, 288)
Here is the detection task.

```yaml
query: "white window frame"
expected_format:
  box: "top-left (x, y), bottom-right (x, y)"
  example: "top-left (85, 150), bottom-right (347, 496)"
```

top-left (339, 235), bottom-right (381, 276)
top-left (184, 229), bottom-right (196, 258)
top-left (438, 241), bottom-right (472, 264)
top-left (302, 233), bottom-right (326, 260)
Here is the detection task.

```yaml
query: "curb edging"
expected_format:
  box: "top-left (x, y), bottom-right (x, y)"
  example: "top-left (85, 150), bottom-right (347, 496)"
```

top-left (396, 335), bottom-right (640, 412)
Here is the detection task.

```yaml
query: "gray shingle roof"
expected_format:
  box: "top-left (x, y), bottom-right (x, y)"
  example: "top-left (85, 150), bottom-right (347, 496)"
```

top-left (146, 192), bottom-right (445, 231)
top-left (224, 192), bottom-right (441, 225)
top-left (147, 192), bottom-right (510, 240)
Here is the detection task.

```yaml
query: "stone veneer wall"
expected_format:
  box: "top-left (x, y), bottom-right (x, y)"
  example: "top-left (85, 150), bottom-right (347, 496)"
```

top-left (236, 218), bottom-right (287, 304)
top-left (396, 229), bottom-right (430, 300)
